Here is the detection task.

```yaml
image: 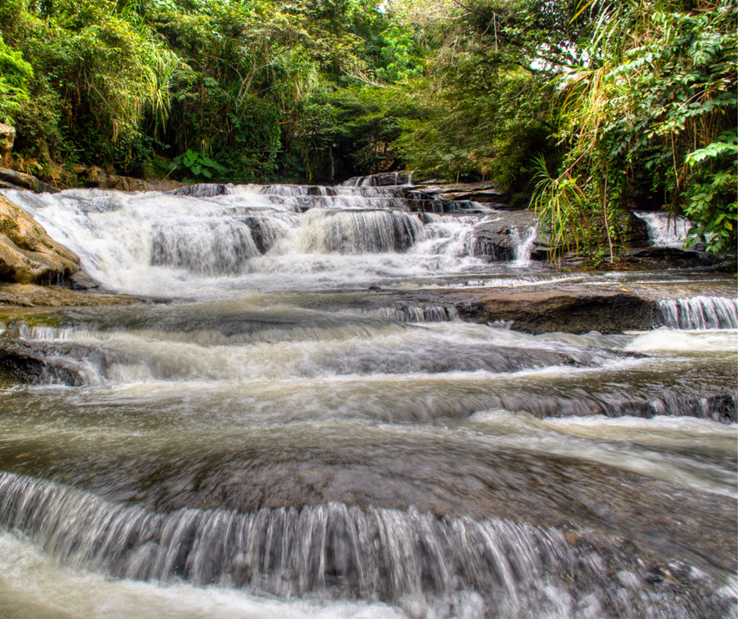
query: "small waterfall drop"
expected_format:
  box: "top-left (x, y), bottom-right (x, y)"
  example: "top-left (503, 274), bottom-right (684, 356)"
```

top-left (634, 212), bottom-right (691, 247)
top-left (659, 297), bottom-right (738, 330)
top-left (513, 226), bottom-right (537, 266)
top-left (298, 209), bottom-right (424, 254)
top-left (364, 306), bottom-right (458, 322)
top-left (151, 220), bottom-right (261, 275)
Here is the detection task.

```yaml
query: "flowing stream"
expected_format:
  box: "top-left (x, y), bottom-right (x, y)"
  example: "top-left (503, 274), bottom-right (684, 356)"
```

top-left (0, 182), bottom-right (736, 619)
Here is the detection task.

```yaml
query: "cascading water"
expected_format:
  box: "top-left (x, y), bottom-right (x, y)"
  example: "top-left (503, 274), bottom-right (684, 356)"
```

top-left (0, 185), bottom-right (515, 295)
top-left (634, 211), bottom-right (692, 247)
top-left (0, 180), bottom-right (736, 619)
top-left (659, 296), bottom-right (738, 330)
top-left (513, 226), bottom-right (537, 266)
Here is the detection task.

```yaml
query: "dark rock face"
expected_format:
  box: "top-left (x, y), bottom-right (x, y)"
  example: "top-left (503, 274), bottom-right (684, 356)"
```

top-left (342, 173), bottom-right (410, 187)
top-left (625, 246), bottom-right (715, 267)
top-left (167, 183), bottom-right (229, 197)
top-left (457, 291), bottom-right (659, 334)
top-left (472, 211), bottom-right (537, 260)
top-left (0, 330), bottom-right (94, 386)
top-left (412, 180), bottom-right (507, 206)
top-left (628, 211), bottom-right (651, 248)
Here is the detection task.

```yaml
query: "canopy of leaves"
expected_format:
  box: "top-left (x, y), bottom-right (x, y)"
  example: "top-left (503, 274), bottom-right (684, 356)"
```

top-left (532, 0), bottom-right (737, 262)
top-left (0, 31), bottom-right (32, 123)
top-left (0, 0), bottom-right (734, 261)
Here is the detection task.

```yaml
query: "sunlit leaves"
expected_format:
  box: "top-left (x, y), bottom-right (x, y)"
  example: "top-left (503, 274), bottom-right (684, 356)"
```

top-left (0, 32), bottom-right (32, 122)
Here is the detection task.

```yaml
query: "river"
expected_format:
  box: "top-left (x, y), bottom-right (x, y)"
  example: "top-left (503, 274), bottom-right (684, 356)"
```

top-left (0, 181), bottom-right (736, 619)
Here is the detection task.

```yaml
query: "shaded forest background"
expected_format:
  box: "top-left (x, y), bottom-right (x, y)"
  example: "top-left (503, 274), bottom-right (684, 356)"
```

top-left (0, 0), bottom-right (735, 259)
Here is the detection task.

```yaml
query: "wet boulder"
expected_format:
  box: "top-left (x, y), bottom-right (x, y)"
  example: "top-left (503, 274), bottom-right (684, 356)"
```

top-left (0, 322), bottom-right (114, 386)
top-left (0, 194), bottom-right (80, 284)
top-left (472, 211), bottom-right (537, 260)
top-left (0, 167), bottom-right (58, 193)
top-left (625, 246), bottom-right (715, 267)
top-left (0, 328), bottom-right (85, 386)
top-left (459, 290), bottom-right (659, 334)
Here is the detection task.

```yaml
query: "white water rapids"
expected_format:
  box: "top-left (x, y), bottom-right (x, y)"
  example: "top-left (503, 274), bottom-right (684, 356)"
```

top-left (0, 183), bottom-right (736, 619)
top-left (1, 185), bottom-right (513, 296)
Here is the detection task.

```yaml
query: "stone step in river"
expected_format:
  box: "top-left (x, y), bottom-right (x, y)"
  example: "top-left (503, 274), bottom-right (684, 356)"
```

top-left (0, 180), bottom-right (735, 619)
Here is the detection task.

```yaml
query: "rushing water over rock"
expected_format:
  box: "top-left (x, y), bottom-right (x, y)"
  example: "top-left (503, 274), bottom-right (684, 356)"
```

top-left (0, 185), bottom-right (520, 295)
top-left (634, 211), bottom-right (692, 248)
top-left (0, 472), bottom-right (574, 605)
top-left (659, 296), bottom-right (738, 330)
top-left (0, 182), bottom-right (736, 619)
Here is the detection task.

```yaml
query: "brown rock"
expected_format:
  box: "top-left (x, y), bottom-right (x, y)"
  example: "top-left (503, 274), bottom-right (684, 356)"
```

top-left (83, 167), bottom-right (183, 192)
top-left (0, 124), bottom-right (15, 168)
top-left (84, 166), bottom-right (109, 186)
top-left (106, 175), bottom-right (184, 192)
top-left (0, 282), bottom-right (140, 307)
top-left (0, 194), bottom-right (80, 284)
top-left (0, 167), bottom-right (58, 193)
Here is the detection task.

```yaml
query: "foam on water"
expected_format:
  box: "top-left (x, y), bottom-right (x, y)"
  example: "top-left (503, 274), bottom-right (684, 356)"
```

top-left (0, 187), bottom-right (538, 296)
top-left (625, 327), bottom-right (738, 352)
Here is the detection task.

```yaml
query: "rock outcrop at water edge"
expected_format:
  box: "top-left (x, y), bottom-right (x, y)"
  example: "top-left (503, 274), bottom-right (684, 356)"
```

top-left (0, 167), bottom-right (58, 194)
top-left (0, 282), bottom-right (141, 307)
top-left (472, 211), bottom-right (539, 261)
top-left (458, 291), bottom-right (658, 334)
top-left (0, 194), bottom-right (80, 285)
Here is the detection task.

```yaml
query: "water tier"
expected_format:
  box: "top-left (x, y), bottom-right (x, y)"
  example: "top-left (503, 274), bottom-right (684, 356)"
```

top-left (0, 182), bottom-right (735, 619)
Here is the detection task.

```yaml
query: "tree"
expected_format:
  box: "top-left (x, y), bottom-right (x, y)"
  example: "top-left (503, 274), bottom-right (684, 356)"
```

top-left (533, 0), bottom-right (737, 262)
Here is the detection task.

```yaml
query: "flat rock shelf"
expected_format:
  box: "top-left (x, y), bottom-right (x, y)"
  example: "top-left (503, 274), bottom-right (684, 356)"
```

top-left (0, 180), bottom-right (735, 619)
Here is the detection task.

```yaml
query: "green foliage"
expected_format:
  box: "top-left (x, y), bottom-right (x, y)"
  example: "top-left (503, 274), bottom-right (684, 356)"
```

top-left (531, 156), bottom-right (588, 254)
top-left (0, 0), bottom-right (407, 178)
top-left (0, 0), bottom-right (733, 269)
top-left (534, 0), bottom-right (737, 261)
top-left (684, 131), bottom-right (738, 256)
top-left (170, 148), bottom-right (226, 181)
top-left (0, 32), bottom-right (32, 122)
top-left (391, 0), bottom-right (580, 189)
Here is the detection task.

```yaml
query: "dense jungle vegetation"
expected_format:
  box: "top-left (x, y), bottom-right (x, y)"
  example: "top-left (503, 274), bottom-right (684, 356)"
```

top-left (0, 0), bottom-right (735, 260)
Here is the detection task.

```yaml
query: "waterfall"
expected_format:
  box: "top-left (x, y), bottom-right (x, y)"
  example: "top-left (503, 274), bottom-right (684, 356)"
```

top-left (364, 306), bottom-right (459, 322)
top-left (659, 297), bottom-right (738, 330)
top-left (299, 209), bottom-right (424, 254)
top-left (0, 182), bottom-right (536, 299)
top-left (151, 220), bottom-right (261, 275)
top-left (513, 226), bottom-right (537, 266)
top-left (634, 212), bottom-right (691, 248)
top-left (0, 472), bottom-right (571, 609)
